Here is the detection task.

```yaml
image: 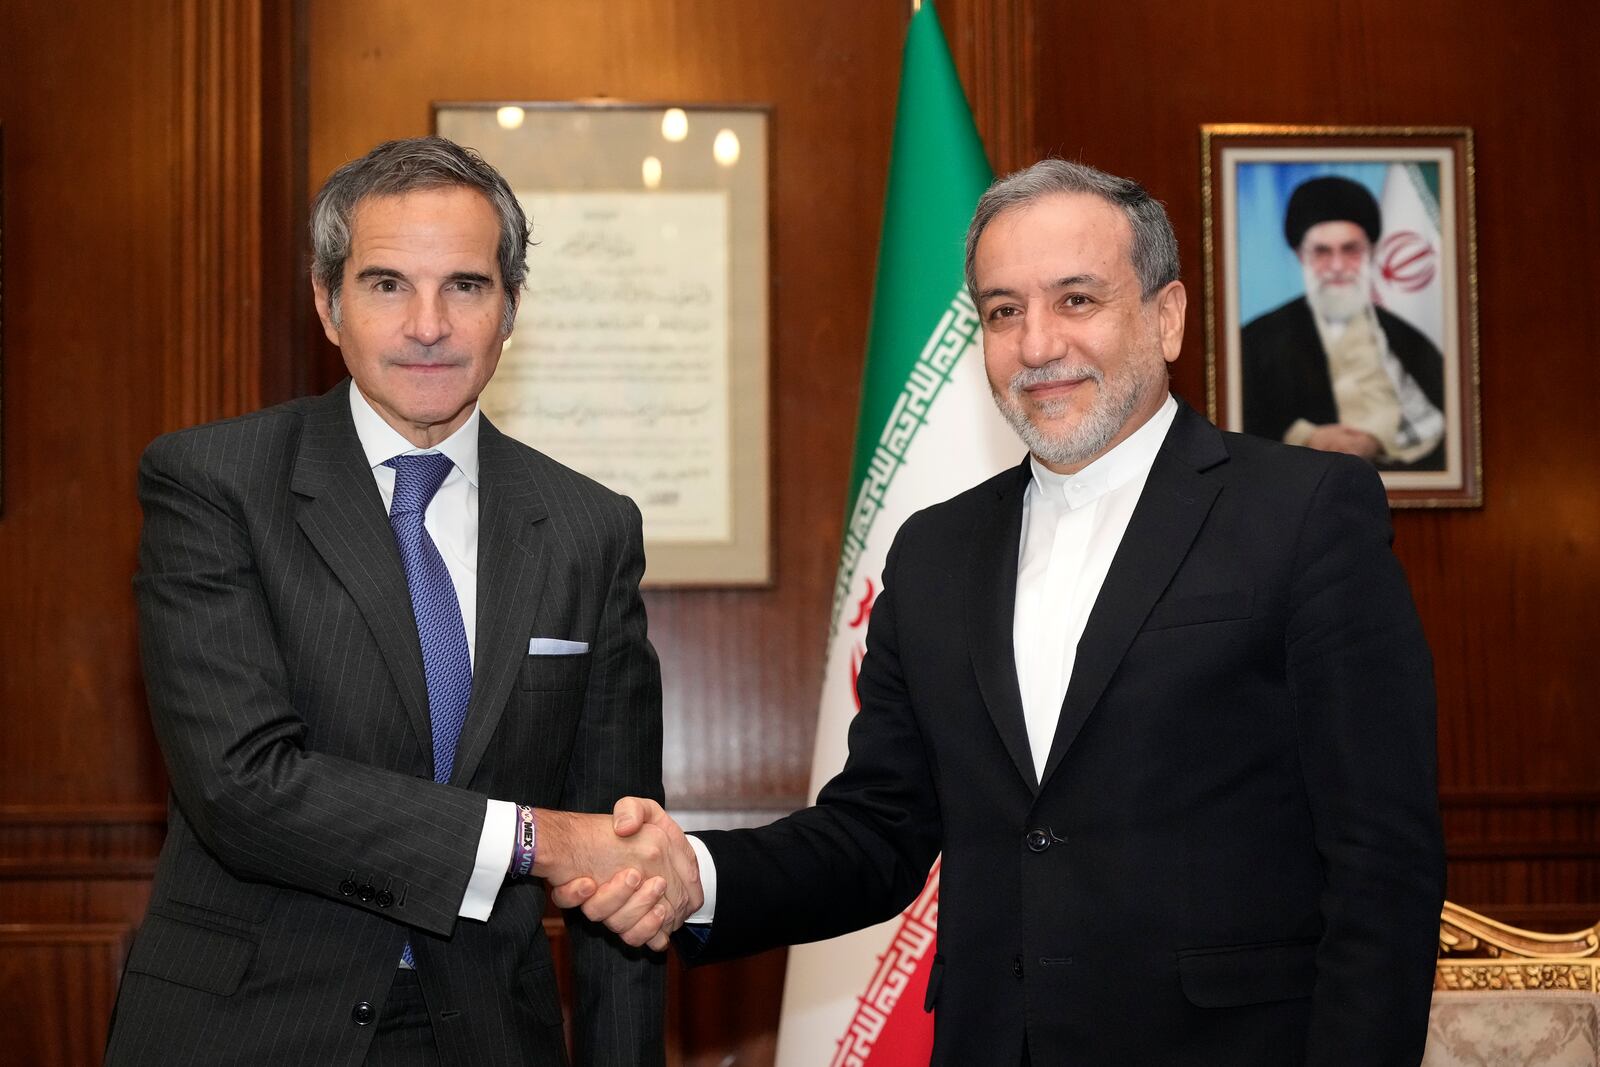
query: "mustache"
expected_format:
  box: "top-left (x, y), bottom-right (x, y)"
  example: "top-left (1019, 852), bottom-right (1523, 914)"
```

top-left (1007, 363), bottom-right (1104, 395)
top-left (386, 349), bottom-right (468, 367)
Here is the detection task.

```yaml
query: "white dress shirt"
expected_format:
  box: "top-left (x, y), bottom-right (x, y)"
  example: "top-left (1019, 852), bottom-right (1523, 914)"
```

top-left (1013, 395), bottom-right (1176, 779)
top-left (349, 384), bottom-right (514, 925)
top-left (686, 396), bottom-right (1179, 923)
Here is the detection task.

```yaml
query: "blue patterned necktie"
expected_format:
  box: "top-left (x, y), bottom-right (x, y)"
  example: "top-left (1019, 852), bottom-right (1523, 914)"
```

top-left (385, 452), bottom-right (473, 782)
top-left (385, 453), bottom-right (473, 969)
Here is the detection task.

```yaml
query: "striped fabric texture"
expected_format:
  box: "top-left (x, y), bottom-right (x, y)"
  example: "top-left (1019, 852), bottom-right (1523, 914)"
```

top-left (105, 380), bottom-right (666, 1066)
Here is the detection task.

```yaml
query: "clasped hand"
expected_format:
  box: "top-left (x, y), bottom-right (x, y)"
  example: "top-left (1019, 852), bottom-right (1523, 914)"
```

top-left (540, 798), bottom-right (699, 951)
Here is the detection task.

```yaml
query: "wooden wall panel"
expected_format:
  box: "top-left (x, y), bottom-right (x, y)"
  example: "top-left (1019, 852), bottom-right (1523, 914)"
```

top-left (0, 925), bottom-right (131, 1066)
top-left (0, 1), bottom-right (286, 1062)
top-left (1028, 0), bottom-right (1600, 925)
top-left (940, 0), bottom-right (1038, 174)
top-left (0, 2), bottom-right (178, 816)
top-left (0, 805), bottom-right (164, 883)
top-left (0, 0), bottom-right (282, 808)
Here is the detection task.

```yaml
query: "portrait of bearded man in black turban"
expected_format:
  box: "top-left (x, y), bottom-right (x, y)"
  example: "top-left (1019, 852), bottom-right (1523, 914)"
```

top-left (1241, 175), bottom-right (1446, 470)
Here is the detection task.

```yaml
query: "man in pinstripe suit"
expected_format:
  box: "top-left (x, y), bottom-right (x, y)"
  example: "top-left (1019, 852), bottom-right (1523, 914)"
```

top-left (105, 137), bottom-right (699, 1066)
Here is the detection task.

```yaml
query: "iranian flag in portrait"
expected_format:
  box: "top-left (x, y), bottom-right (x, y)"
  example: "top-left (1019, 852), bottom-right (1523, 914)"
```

top-left (772, 3), bottom-right (1016, 1064)
top-left (1372, 162), bottom-right (1446, 350)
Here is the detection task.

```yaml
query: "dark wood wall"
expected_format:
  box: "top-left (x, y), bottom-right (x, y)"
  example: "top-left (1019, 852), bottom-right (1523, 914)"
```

top-left (0, 0), bottom-right (1593, 1063)
top-left (0, 0), bottom-right (292, 1062)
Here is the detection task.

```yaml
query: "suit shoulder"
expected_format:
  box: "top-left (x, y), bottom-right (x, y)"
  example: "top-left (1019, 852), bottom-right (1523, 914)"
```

top-left (893, 461), bottom-right (1028, 542)
top-left (491, 430), bottom-right (639, 520)
top-left (1218, 427), bottom-right (1386, 505)
top-left (141, 395), bottom-right (316, 475)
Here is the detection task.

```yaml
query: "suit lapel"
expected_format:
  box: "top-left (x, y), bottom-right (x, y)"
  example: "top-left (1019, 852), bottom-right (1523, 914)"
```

top-left (448, 417), bottom-right (550, 788)
top-left (1037, 402), bottom-right (1228, 789)
top-left (966, 459), bottom-right (1038, 793)
top-left (291, 381), bottom-right (433, 760)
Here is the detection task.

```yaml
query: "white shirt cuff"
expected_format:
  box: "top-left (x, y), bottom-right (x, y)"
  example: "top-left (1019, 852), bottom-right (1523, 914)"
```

top-left (685, 833), bottom-right (718, 924)
top-left (461, 799), bottom-right (517, 921)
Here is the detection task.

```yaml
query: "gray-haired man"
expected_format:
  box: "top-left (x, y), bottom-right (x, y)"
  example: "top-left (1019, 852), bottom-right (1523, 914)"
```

top-left (107, 136), bottom-right (698, 1067)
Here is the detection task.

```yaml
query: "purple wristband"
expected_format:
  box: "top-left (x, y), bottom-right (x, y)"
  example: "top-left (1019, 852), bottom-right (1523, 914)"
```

top-left (512, 805), bottom-right (536, 879)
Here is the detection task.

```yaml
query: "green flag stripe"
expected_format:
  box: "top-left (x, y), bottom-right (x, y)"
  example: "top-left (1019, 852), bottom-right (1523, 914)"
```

top-left (847, 1), bottom-right (993, 504)
top-left (1403, 162), bottom-right (1442, 231)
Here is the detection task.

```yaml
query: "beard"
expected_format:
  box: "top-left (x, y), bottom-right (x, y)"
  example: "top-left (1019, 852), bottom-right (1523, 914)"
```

top-left (990, 346), bottom-right (1168, 470)
top-left (1303, 258), bottom-right (1374, 322)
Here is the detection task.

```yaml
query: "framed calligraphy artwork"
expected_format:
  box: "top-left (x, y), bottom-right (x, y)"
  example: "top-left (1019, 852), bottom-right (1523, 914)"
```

top-left (436, 102), bottom-right (771, 582)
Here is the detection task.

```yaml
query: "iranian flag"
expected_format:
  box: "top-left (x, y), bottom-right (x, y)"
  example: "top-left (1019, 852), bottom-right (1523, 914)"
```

top-left (1372, 162), bottom-right (1446, 351)
top-left (773, 3), bottom-right (1017, 1064)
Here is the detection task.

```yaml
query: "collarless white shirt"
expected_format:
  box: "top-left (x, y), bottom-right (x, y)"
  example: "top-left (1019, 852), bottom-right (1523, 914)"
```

top-left (684, 396), bottom-right (1182, 924)
top-left (1012, 395), bottom-right (1177, 780)
top-left (349, 383), bottom-right (512, 926)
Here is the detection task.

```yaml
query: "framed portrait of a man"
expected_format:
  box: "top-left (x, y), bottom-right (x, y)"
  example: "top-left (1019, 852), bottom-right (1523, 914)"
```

top-left (1202, 125), bottom-right (1481, 507)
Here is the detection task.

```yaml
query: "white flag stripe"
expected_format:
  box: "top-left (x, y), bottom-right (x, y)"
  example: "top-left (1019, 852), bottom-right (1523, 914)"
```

top-left (1373, 162), bottom-right (1445, 352)
top-left (832, 290), bottom-right (982, 639)
top-left (774, 298), bottom-right (1015, 1065)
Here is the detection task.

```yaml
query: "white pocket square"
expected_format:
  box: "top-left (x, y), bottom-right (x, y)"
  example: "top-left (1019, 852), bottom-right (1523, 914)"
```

top-left (527, 638), bottom-right (589, 655)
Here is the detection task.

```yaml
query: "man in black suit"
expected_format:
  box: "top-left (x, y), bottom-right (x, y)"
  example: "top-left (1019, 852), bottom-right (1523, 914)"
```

top-left (565, 160), bottom-right (1445, 1065)
top-left (107, 137), bottom-right (698, 1066)
top-left (1241, 176), bottom-right (1447, 470)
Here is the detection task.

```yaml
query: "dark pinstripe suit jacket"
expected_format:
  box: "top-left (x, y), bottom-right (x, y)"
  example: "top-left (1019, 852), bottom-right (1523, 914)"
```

top-left (106, 379), bottom-right (665, 1066)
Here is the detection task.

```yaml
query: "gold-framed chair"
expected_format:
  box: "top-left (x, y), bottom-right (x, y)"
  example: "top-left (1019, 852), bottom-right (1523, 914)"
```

top-left (1436, 901), bottom-right (1599, 991)
top-left (1426, 903), bottom-right (1600, 1067)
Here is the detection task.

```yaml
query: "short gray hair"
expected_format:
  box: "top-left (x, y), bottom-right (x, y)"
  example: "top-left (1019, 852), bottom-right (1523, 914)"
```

top-left (310, 135), bottom-right (530, 334)
top-left (964, 159), bottom-right (1180, 301)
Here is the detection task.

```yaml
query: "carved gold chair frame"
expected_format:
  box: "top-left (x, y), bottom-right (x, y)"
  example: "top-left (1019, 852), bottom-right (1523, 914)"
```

top-left (1436, 901), bottom-right (1600, 992)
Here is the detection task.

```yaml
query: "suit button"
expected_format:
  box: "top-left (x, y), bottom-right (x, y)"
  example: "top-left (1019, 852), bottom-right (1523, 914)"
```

top-left (352, 1001), bottom-right (375, 1025)
top-left (338, 878), bottom-right (357, 896)
top-left (1025, 828), bottom-right (1051, 853)
top-left (1012, 955), bottom-right (1024, 978)
top-left (376, 889), bottom-right (394, 909)
top-left (357, 882), bottom-right (376, 903)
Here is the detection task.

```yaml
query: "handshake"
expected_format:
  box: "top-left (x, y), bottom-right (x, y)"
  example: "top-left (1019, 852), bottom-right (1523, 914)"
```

top-left (534, 798), bottom-right (701, 952)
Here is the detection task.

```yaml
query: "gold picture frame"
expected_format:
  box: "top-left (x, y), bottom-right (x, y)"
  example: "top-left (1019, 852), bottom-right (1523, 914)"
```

top-left (435, 101), bottom-right (772, 584)
top-left (1201, 125), bottom-right (1481, 507)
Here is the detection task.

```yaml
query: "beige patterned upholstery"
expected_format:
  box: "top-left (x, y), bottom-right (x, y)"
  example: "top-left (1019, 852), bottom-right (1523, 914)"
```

top-left (1425, 903), bottom-right (1600, 1066)
top-left (1425, 992), bottom-right (1599, 1066)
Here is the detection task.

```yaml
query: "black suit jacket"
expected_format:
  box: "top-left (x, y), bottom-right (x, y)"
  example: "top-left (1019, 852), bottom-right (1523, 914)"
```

top-left (1241, 296), bottom-right (1446, 470)
top-left (107, 380), bottom-right (665, 1066)
top-left (691, 402), bottom-right (1444, 1066)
